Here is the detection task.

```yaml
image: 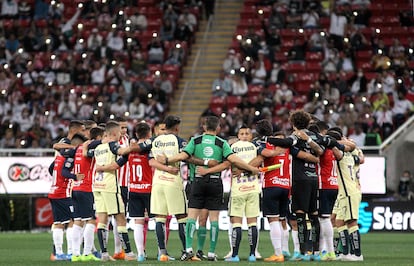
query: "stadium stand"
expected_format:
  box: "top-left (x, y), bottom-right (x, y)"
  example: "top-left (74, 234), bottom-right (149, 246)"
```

top-left (207, 0), bottom-right (414, 144)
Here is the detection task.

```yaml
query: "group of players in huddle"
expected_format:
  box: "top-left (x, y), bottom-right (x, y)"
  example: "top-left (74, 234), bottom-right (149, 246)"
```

top-left (47, 109), bottom-right (364, 262)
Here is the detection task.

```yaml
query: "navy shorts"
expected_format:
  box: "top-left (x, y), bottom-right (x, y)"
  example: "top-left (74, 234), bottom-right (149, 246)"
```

top-left (262, 186), bottom-right (289, 217)
top-left (318, 189), bottom-right (338, 216)
top-left (128, 192), bottom-right (153, 218)
top-left (49, 198), bottom-right (73, 224)
top-left (120, 186), bottom-right (129, 210)
top-left (291, 179), bottom-right (318, 213)
top-left (188, 176), bottom-right (223, 210)
top-left (72, 191), bottom-right (95, 221)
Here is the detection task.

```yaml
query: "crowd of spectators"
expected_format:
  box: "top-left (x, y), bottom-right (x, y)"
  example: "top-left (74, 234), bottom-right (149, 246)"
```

top-left (0, 0), bottom-right (208, 149)
top-left (205, 0), bottom-right (414, 144)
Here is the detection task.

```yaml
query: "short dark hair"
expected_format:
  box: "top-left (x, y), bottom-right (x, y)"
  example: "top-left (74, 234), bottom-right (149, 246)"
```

top-left (237, 124), bottom-right (250, 134)
top-left (90, 127), bottom-right (104, 140)
top-left (114, 116), bottom-right (127, 123)
top-left (317, 121), bottom-right (329, 131)
top-left (164, 115), bottom-right (181, 129)
top-left (255, 119), bottom-right (273, 136)
top-left (308, 123), bottom-right (320, 133)
top-left (105, 121), bottom-right (120, 133)
top-left (71, 133), bottom-right (87, 144)
top-left (83, 120), bottom-right (97, 130)
top-left (204, 116), bottom-right (220, 131)
top-left (289, 110), bottom-right (311, 130)
top-left (326, 127), bottom-right (343, 140)
top-left (69, 120), bottom-right (84, 130)
top-left (135, 122), bottom-right (151, 139)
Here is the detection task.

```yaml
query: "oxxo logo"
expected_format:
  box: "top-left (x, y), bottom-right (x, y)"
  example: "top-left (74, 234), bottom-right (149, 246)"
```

top-left (358, 201), bottom-right (414, 232)
top-left (8, 163), bottom-right (52, 182)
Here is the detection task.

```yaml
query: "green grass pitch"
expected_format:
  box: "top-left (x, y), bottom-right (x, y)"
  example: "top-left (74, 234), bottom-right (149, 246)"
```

top-left (0, 231), bottom-right (412, 265)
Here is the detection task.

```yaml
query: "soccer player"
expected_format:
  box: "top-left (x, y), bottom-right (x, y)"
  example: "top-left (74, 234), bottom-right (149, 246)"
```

top-left (111, 116), bottom-right (130, 260)
top-left (287, 111), bottom-right (324, 261)
top-left (224, 125), bottom-right (270, 262)
top-left (144, 115), bottom-right (188, 262)
top-left (254, 120), bottom-right (320, 262)
top-left (128, 122), bottom-right (153, 262)
top-left (52, 120), bottom-right (87, 153)
top-left (48, 134), bottom-right (86, 261)
top-left (157, 116), bottom-right (260, 261)
top-left (314, 121), bottom-right (341, 261)
top-left (62, 127), bottom-right (103, 262)
top-left (327, 128), bottom-right (364, 261)
top-left (93, 121), bottom-right (137, 261)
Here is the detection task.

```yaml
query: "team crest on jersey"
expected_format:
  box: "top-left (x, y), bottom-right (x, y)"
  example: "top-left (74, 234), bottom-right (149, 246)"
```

top-left (144, 139), bottom-right (152, 146)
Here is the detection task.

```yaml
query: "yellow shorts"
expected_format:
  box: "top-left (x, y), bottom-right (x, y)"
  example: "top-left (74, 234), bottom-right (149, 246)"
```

top-left (150, 184), bottom-right (187, 216)
top-left (336, 193), bottom-right (362, 222)
top-left (332, 197), bottom-right (340, 216)
top-left (228, 192), bottom-right (260, 218)
top-left (93, 191), bottom-right (125, 216)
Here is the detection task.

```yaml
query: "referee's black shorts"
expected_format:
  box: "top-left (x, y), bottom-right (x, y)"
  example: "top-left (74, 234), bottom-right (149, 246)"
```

top-left (188, 175), bottom-right (223, 210)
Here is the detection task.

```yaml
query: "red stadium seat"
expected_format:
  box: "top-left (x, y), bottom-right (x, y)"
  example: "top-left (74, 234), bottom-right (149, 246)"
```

top-left (248, 84), bottom-right (263, 94)
top-left (226, 96), bottom-right (242, 109)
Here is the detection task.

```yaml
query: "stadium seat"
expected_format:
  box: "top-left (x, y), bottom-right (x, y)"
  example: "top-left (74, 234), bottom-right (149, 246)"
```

top-left (226, 96), bottom-right (242, 109)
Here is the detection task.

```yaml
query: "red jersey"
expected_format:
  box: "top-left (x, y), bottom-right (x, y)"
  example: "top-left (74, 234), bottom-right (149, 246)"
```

top-left (72, 144), bottom-right (94, 192)
top-left (117, 134), bottom-right (129, 187)
top-left (262, 143), bottom-right (291, 190)
top-left (48, 155), bottom-right (73, 199)
top-left (319, 149), bottom-right (338, 190)
top-left (128, 151), bottom-right (152, 193)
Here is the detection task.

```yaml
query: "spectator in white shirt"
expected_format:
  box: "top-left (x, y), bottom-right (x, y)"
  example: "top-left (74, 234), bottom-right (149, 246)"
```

top-left (302, 6), bottom-right (319, 29)
top-left (1, 0), bottom-right (18, 18)
top-left (57, 94), bottom-right (77, 120)
top-left (222, 49), bottom-right (240, 74)
top-left (392, 91), bottom-right (413, 127)
top-left (374, 103), bottom-right (394, 139)
top-left (274, 83), bottom-right (293, 105)
top-left (231, 71), bottom-right (248, 96)
top-left (128, 96), bottom-right (146, 120)
top-left (348, 123), bottom-right (366, 147)
top-left (107, 30), bottom-right (124, 52)
top-left (130, 11), bottom-right (148, 31)
top-left (87, 28), bottom-right (103, 51)
top-left (91, 61), bottom-right (106, 85)
top-left (110, 96), bottom-right (128, 117)
top-left (329, 5), bottom-right (348, 51)
top-left (178, 7), bottom-right (197, 32)
top-left (14, 108), bottom-right (34, 132)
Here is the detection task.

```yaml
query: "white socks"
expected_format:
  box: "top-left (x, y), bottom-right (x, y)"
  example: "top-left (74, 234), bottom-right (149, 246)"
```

top-left (134, 223), bottom-right (145, 256)
top-left (282, 226), bottom-right (290, 253)
top-left (83, 223), bottom-right (96, 255)
top-left (319, 217), bottom-right (334, 253)
top-left (66, 227), bottom-right (73, 255)
top-left (291, 230), bottom-right (300, 253)
top-left (71, 224), bottom-right (83, 256)
top-left (111, 217), bottom-right (122, 254)
top-left (53, 227), bottom-right (64, 255)
top-left (269, 221), bottom-right (282, 256)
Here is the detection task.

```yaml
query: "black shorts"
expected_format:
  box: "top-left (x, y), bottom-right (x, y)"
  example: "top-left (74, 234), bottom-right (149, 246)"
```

top-left (291, 179), bottom-right (318, 213)
top-left (188, 176), bottom-right (223, 210)
top-left (262, 187), bottom-right (289, 217)
top-left (185, 181), bottom-right (193, 200)
top-left (49, 198), bottom-right (73, 224)
top-left (128, 192), bottom-right (153, 218)
top-left (120, 186), bottom-right (129, 205)
top-left (318, 189), bottom-right (338, 216)
top-left (72, 191), bottom-right (95, 221)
